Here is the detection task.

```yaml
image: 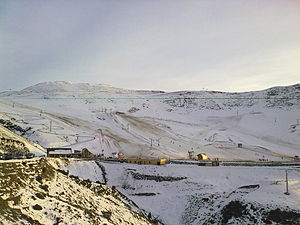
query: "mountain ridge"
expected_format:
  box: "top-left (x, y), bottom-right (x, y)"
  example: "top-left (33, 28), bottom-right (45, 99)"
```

top-left (1, 81), bottom-right (300, 96)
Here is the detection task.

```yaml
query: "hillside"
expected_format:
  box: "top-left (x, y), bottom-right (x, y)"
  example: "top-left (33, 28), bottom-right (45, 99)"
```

top-left (0, 124), bottom-right (45, 155)
top-left (64, 159), bottom-right (300, 225)
top-left (0, 158), bottom-right (157, 225)
top-left (0, 81), bottom-right (299, 160)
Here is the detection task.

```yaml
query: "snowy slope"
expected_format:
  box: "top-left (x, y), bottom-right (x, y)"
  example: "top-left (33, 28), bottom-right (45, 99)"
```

top-left (102, 162), bottom-right (300, 225)
top-left (0, 81), bottom-right (299, 160)
top-left (64, 159), bottom-right (300, 225)
top-left (61, 159), bottom-right (105, 183)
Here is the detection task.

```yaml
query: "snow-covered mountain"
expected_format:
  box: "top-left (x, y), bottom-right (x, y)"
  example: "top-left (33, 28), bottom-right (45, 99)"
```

top-left (0, 81), bottom-right (164, 98)
top-left (0, 81), bottom-right (299, 160)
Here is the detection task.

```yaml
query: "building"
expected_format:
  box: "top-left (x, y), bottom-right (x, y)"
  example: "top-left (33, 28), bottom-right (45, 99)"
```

top-left (197, 153), bottom-right (208, 160)
top-left (126, 158), bottom-right (168, 165)
top-left (118, 153), bottom-right (126, 159)
top-left (47, 148), bottom-right (95, 158)
top-left (47, 148), bottom-right (81, 158)
top-left (81, 148), bottom-right (94, 158)
top-left (188, 151), bottom-right (195, 160)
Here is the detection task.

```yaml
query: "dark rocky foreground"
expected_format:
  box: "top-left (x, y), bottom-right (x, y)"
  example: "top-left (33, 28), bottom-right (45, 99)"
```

top-left (181, 184), bottom-right (300, 225)
top-left (130, 171), bottom-right (187, 182)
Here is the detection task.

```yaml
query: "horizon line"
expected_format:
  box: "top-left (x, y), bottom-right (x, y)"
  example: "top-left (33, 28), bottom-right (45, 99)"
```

top-left (0, 97), bottom-right (298, 100)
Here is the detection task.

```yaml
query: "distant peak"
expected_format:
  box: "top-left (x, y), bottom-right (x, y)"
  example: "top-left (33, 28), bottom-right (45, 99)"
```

top-left (18, 81), bottom-right (124, 94)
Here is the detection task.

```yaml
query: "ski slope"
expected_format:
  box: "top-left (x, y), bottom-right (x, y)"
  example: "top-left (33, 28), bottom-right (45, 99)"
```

top-left (0, 81), bottom-right (299, 160)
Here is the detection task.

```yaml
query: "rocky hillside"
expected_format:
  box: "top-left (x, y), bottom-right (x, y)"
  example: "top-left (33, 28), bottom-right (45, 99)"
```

top-left (0, 124), bottom-right (45, 155)
top-left (0, 158), bottom-right (157, 225)
top-left (162, 83), bottom-right (300, 110)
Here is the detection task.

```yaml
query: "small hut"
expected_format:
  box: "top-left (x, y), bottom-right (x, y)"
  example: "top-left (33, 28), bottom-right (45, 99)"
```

top-left (81, 148), bottom-right (94, 158)
top-left (197, 153), bottom-right (208, 161)
top-left (118, 153), bottom-right (126, 159)
top-left (188, 151), bottom-right (195, 160)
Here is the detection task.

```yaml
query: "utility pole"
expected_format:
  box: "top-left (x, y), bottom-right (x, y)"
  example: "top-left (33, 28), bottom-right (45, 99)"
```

top-left (49, 120), bottom-right (52, 132)
top-left (97, 134), bottom-right (104, 156)
top-left (98, 129), bottom-right (104, 154)
top-left (99, 129), bottom-right (103, 144)
top-left (150, 138), bottom-right (153, 147)
top-left (284, 169), bottom-right (290, 195)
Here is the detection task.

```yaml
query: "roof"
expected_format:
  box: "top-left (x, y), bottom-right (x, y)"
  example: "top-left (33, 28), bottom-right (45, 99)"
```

top-left (47, 148), bottom-right (72, 151)
top-left (48, 150), bottom-right (72, 155)
top-left (127, 158), bottom-right (167, 161)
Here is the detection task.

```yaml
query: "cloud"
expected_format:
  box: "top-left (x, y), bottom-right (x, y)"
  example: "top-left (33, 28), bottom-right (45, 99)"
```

top-left (0, 0), bottom-right (299, 92)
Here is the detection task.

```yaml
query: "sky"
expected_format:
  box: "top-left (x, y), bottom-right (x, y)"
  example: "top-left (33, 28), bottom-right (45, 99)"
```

top-left (0, 0), bottom-right (299, 92)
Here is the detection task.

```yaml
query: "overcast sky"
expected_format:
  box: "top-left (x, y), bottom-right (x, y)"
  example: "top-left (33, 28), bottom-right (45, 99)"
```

top-left (0, 0), bottom-right (299, 92)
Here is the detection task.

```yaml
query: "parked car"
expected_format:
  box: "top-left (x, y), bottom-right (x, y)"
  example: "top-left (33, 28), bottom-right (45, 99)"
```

top-left (16, 153), bottom-right (27, 159)
top-left (4, 153), bottom-right (13, 160)
top-left (26, 153), bottom-right (35, 159)
top-left (0, 152), bottom-right (35, 160)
